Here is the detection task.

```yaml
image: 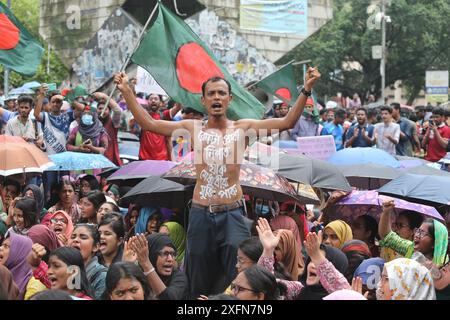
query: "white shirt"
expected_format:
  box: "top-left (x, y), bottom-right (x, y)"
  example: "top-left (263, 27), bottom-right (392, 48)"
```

top-left (374, 121), bottom-right (400, 155)
top-left (5, 115), bottom-right (43, 142)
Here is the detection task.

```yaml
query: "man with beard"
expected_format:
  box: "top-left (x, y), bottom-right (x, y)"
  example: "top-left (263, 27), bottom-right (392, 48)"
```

top-left (345, 107), bottom-right (374, 148)
top-left (138, 93), bottom-right (181, 160)
top-left (4, 95), bottom-right (44, 149)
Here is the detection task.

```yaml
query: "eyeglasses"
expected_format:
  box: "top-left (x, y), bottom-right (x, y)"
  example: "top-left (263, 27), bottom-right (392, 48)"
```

top-left (230, 283), bottom-right (259, 294)
top-left (51, 218), bottom-right (67, 224)
top-left (414, 228), bottom-right (432, 239)
top-left (158, 250), bottom-right (177, 259)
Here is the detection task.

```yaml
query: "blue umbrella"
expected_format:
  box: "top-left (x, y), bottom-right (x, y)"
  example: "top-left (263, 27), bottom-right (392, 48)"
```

top-left (46, 152), bottom-right (117, 171)
top-left (327, 147), bottom-right (400, 168)
top-left (22, 81), bottom-right (41, 89)
top-left (9, 87), bottom-right (35, 95)
top-left (119, 143), bottom-right (139, 161)
top-left (378, 173), bottom-right (450, 206)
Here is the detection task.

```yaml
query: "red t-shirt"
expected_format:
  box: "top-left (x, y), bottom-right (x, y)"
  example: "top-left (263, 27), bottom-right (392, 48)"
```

top-left (425, 125), bottom-right (450, 162)
top-left (139, 110), bottom-right (171, 161)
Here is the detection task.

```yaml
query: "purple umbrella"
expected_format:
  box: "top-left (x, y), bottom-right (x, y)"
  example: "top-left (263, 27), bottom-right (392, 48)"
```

top-left (325, 190), bottom-right (444, 222)
top-left (107, 160), bottom-right (177, 186)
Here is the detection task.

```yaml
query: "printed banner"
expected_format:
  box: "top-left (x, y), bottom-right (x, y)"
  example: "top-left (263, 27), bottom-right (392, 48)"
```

top-left (426, 70), bottom-right (449, 104)
top-left (240, 0), bottom-right (308, 35)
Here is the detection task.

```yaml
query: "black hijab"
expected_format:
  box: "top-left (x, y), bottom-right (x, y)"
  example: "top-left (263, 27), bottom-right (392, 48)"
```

top-left (24, 185), bottom-right (44, 220)
top-left (147, 234), bottom-right (176, 280)
top-left (299, 244), bottom-right (348, 300)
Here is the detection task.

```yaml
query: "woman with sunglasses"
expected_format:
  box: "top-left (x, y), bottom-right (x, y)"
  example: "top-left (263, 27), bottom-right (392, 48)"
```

top-left (379, 200), bottom-right (448, 268)
top-left (124, 233), bottom-right (188, 300)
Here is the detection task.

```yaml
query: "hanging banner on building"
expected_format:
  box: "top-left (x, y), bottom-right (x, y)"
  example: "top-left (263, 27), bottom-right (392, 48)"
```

top-left (135, 66), bottom-right (167, 96)
top-left (240, 0), bottom-right (308, 35)
top-left (426, 70), bottom-right (449, 104)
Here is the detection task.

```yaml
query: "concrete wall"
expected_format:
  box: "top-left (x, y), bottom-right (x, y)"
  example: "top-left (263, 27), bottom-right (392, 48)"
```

top-left (39, 0), bottom-right (126, 68)
top-left (198, 0), bottom-right (333, 63)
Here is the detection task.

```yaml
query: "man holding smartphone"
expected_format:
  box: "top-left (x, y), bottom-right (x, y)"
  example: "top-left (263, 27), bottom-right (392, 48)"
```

top-left (422, 108), bottom-right (450, 162)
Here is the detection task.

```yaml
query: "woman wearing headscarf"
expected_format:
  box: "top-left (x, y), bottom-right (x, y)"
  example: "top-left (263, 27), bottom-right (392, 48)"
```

top-left (0, 265), bottom-right (19, 300)
top-left (377, 258), bottom-right (436, 300)
top-left (45, 180), bottom-right (80, 225)
top-left (125, 233), bottom-right (189, 300)
top-left (256, 218), bottom-right (350, 300)
top-left (66, 105), bottom-right (109, 155)
top-left (379, 200), bottom-right (448, 267)
top-left (48, 210), bottom-right (74, 246)
top-left (341, 240), bottom-right (372, 283)
top-left (323, 289), bottom-right (367, 300)
top-left (0, 232), bottom-right (46, 299)
top-left (323, 220), bottom-right (353, 249)
top-left (159, 221), bottom-right (186, 268)
top-left (23, 185), bottom-right (46, 221)
top-left (273, 229), bottom-right (304, 280)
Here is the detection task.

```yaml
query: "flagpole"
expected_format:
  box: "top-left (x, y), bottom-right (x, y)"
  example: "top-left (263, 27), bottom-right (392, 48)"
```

top-left (101, 1), bottom-right (160, 117)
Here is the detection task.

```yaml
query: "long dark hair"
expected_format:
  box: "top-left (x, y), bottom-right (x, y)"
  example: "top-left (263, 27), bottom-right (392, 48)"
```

top-left (102, 262), bottom-right (152, 300)
top-left (238, 237), bottom-right (263, 263)
top-left (14, 197), bottom-right (37, 228)
top-left (243, 265), bottom-right (285, 300)
top-left (49, 247), bottom-right (93, 298)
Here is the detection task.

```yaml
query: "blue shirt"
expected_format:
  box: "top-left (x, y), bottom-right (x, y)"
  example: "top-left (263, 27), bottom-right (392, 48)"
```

top-left (345, 123), bottom-right (374, 148)
top-left (321, 122), bottom-right (344, 150)
top-left (395, 117), bottom-right (415, 156)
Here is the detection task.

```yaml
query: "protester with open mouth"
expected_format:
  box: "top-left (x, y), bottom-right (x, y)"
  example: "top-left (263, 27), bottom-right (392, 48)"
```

top-left (125, 233), bottom-right (188, 300)
top-left (98, 214), bottom-right (125, 267)
top-left (49, 210), bottom-right (74, 246)
top-left (0, 232), bottom-right (46, 299)
top-left (68, 223), bottom-right (107, 300)
top-left (102, 261), bottom-right (152, 300)
top-left (378, 200), bottom-right (448, 267)
top-left (46, 247), bottom-right (93, 299)
top-left (96, 201), bottom-right (120, 224)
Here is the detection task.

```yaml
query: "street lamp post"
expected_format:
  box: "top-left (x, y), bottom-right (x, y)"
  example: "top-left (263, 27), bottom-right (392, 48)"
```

top-left (381, 0), bottom-right (386, 102)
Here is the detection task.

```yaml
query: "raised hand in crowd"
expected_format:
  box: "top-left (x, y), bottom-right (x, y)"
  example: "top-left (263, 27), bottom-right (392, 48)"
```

top-left (122, 238), bottom-right (137, 263)
top-left (304, 231), bottom-right (326, 267)
top-left (256, 217), bottom-right (280, 258)
top-left (27, 243), bottom-right (46, 269)
top-left (351, 276), bottom-right (369, 298)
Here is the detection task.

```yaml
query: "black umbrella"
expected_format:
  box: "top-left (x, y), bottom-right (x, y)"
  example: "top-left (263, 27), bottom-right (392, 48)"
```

top-left (256, 152), bottom-right (352, 192)
top-left (404, 165), bottom-right (450, 177)
top-left (336, 164), bottom-right (402, 190)
top-left (121, 176), bottom-right (194, 208)
top-left (378, 173), bottom-right (450, 207)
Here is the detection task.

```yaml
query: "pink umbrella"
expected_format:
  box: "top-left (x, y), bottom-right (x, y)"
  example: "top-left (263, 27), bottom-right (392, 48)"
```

top-left (327, 189), bottom-right (444, 222)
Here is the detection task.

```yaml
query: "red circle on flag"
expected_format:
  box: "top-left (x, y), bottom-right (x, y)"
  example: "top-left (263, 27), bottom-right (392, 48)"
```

top-left (176, 42), bottom-right (224, 94)
top-left (275, 88), bottom-right (292, 102)
top-left (0, 13), bottom-right (20, 50)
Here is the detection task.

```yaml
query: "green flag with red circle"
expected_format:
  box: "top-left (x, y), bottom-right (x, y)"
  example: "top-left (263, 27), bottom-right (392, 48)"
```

top-left (131, 3), bottom-right (265, 120)
top-left (255, 61), bottom-right (300, 106)
top-left (0, 2), bottom-right (44, 76)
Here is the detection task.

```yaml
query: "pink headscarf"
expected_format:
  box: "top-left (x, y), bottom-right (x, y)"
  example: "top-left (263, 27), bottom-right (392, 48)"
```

top-left (49, 210), bottom-right (74, 240)
top-left (270, 215), bottom-right (303, 252)
top-left (323, 289), bottom-right (367, 300)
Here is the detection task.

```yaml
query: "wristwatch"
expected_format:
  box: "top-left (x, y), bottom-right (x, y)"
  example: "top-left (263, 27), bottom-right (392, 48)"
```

top-left (301, 87), bottom-right (312, 97)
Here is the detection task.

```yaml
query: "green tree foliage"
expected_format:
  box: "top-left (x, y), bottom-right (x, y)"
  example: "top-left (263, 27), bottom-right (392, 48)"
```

top-left (0, 0), bottom-right (68, 89)
top-left (280, 0), bottom-right (450, 104)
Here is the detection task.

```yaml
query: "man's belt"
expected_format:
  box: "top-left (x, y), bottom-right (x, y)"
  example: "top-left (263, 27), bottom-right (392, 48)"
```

top-left (191, 200), bottom-right (245, 214)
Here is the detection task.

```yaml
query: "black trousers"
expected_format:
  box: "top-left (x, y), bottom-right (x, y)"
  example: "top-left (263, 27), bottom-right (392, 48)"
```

top-left (185, 205), bottom-right (251, 298)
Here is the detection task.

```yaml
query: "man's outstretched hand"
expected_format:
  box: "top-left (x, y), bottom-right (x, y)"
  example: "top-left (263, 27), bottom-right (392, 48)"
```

top-left (305, 67), bottom-right (321, 91)
top-left (114, 72), bottom-right (131, 93)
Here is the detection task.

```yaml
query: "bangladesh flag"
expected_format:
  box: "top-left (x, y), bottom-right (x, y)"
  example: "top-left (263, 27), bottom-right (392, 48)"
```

top-left (131, 3), bottom-right (265, 120)
top-left (0, 2), bottom-right (44, 76)
top-left (255, 61), bottom-right (299, 106)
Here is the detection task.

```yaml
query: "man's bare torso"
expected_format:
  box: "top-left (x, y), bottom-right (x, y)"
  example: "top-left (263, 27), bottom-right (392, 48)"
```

top-left (191, 120), bottom-right (247, 206)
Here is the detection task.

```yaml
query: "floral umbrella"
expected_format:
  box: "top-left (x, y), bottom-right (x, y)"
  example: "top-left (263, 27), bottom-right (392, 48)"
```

top-left (325, 190), bottom-right (444, 223)
top-left (163, 161), bottom-right (319, 204)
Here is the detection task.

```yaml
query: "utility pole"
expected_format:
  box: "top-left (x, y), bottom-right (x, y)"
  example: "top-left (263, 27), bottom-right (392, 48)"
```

top-left (381, 0), bottom-right (386, 103)
top-left (3, 0), bottom-right (12, 96)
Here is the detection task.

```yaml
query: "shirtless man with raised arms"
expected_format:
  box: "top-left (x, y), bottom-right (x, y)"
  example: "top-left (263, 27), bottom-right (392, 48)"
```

top-left (114, 67), bottom-right (320, 298)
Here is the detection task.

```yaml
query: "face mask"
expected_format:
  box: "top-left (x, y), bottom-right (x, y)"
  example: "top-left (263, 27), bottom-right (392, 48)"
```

top-left (81, 114), bottom-right (94, 126)
top-left (255, 204), bottom-right (270, 217)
